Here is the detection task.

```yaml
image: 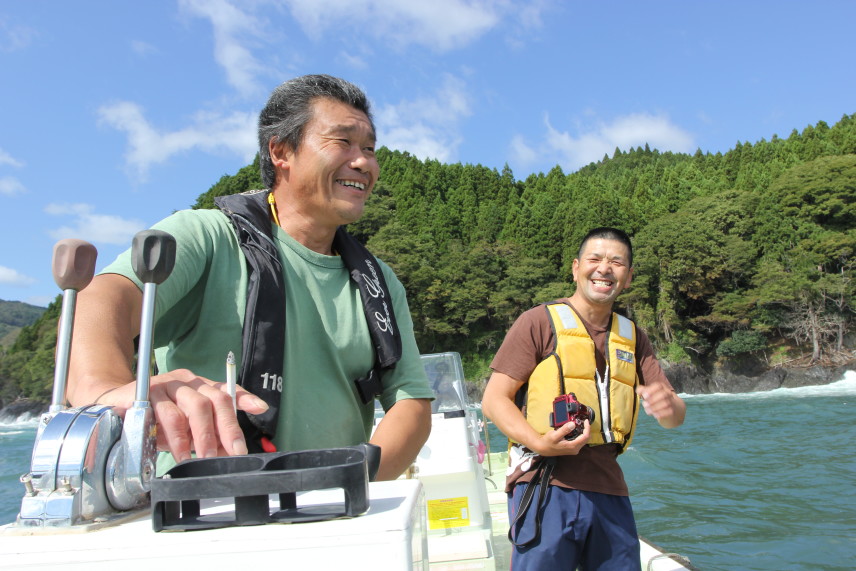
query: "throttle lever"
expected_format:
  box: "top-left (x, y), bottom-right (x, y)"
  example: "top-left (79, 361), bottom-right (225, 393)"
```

top-left (106, 230), bottom-right (176, 510)
top-left (48, 239), bottom-right (97, 415)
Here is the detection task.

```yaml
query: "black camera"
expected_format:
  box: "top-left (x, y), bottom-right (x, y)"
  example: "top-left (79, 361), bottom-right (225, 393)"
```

top-left (549, 393), bottom-right (595, 440)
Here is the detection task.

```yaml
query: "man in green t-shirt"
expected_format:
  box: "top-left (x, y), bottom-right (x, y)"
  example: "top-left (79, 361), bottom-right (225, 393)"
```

top-left (66, 75), bottom-right (433, 480)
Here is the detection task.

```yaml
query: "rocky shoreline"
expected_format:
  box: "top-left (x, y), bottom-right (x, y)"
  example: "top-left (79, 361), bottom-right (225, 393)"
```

top-left (0, 398), bottom-right (46, 424)
top-left (663, 361), bottom-right (855, 395)
top-left (461, 360), bottom-right (855, 403)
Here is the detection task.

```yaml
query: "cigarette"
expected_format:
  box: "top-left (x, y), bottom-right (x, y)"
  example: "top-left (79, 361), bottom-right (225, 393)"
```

top-left (226, 351), bottom-right (237, 413)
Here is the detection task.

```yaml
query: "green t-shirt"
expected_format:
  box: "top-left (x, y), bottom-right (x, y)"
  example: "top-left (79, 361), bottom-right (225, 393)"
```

top-left (103, 209), bottom-right (432, 455)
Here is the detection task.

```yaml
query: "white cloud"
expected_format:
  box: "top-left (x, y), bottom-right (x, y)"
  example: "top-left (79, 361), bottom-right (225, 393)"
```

top-left (0, 176), bottom-right (26, 196)
top-left (0, 265), bottom-right (36, 286)
top-left (338, 50), bottom-right (370, 70)
top-left (102, 1), bottom-right (549, 177)
top-left (0, 17), bottom-right (37, 52)
top-left (0, 148), bottom-right (24, 168)
top-left (45, 203), bottom-right (148, 246)
top-left (97, 101), bottom-right (257, 179)
top-left (179, 0), bottom-right (267, 98)
top-left (517, 0), bottom-right (549, 29)
top-left (1, 149), bottom-right (27, 195)
top-left (179, 0), bottom-right (542, 86)
top-left (285, 0), bottom-right (502, 52)
top-left (376, 75), bottom-right (472, 162)
top-left (513, 112), bottom-right (695, 173)
top-left (503, 0), bottom-right (551, 49)
top-left (130, 39), bottom-right (158, 56)
top-left (99, 0), bottom-right (262, 179)
top-left (509, 135), bottom-right (537, 166)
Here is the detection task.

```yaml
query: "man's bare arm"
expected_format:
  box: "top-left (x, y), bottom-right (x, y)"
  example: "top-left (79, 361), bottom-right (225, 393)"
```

top-left (67, 274), bottom-right (140, 404)
top-left (369, 398), bottom-right (432, 480)
top-left (482, 372), bottom-right (589, 456)
top-left (66, 273), bottom-right (267, 461)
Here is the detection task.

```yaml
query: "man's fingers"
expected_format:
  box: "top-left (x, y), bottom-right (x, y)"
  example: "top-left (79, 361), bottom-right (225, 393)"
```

top-left (640, 387), bottom-right (674, 419)
top-left (154, 372), bottom-right (252, 459)
top-left (234, 388), bottom-right (270, 414)
top-left (557, 422), bottom-right (575, 439)
top-left (201, 382), bottom-right (250, 456)
top-left (188, 382), bottom-right (255, 458)
top-left (170, 383), bottom-right (222, 458)
top-left (540, 421), bottom-right (590, 456)
top-left (220, 383), bottom-right (269, 413)
top-left (638, 385), bottom-right (665, 417)
top-left (151, 397), bottom-right (193, 463)
top-left (567, 420), bottom-right (591, 446)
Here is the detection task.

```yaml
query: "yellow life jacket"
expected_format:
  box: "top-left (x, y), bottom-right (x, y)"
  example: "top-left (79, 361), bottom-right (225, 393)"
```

top-left (520, 302), bottom-right (640, 451)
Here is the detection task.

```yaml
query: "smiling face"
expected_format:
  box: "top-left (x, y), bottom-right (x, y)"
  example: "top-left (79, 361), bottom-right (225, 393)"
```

top-left (571, 237), bottom-right (634, 310)
top-left (273, 97), bottom-right (379, 234)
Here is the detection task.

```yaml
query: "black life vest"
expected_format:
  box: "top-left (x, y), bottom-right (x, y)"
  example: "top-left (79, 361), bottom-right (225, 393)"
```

top-left (215, 190), bottom-right (401, 451)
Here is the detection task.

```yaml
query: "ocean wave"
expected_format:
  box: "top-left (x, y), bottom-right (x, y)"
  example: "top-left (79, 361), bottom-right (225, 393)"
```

top-left (682, 369), bottom-right (856, 401)
top-left (0, 416), bottom-right (40, 429)
top-left (0, 429), bottom-right (29, 437)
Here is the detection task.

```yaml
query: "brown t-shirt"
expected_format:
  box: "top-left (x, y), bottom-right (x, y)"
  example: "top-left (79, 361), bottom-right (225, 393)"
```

top-left (490, 299), bottom-right (675, 496)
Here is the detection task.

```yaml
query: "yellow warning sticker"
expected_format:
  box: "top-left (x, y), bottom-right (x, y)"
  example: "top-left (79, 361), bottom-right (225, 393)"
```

top-left (427, 496), bottom-right (470, 530)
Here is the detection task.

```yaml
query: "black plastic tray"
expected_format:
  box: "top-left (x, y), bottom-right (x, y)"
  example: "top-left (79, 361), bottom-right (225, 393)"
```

top-left (151, 444), bottom-right (380, 532)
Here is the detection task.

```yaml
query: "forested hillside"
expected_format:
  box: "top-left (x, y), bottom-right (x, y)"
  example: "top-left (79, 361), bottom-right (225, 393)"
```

top-left (200, 116), bottom-right (856, 377)
top-left (0, 300), bottom-right (58, 404)
top-left (2, 115), bottom-right (854, 405)
top-left (0, 300), bottom-right (46, 347)
top-left (0, 299), bottom-right (45, 346)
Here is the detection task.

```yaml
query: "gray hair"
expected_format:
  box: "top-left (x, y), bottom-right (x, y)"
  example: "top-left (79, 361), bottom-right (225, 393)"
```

top-left (258, 74), bottom-right (375, 188)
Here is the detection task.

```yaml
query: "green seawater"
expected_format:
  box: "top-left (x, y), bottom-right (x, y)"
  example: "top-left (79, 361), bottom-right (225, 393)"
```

top-left (0, 420), bottom-right (37, 526)
top-left (485, 372), bottom-right (856, 570)
top-left (624, 376), bottom-right (856, 571)
top-left (2, 373), bottom-right (854, 569)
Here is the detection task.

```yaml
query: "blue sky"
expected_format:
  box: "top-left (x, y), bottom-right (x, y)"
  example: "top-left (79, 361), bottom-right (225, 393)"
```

top-left (1, 0), bottom-right (854, 306)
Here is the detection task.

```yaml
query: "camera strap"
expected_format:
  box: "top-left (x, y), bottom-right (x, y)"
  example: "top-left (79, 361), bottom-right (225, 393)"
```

top-left (508, 456), bottom-right (556, 547)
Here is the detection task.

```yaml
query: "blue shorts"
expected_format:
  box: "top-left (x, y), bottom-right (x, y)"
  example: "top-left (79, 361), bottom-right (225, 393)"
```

top-left (508, 482), bottom-right (641, 570)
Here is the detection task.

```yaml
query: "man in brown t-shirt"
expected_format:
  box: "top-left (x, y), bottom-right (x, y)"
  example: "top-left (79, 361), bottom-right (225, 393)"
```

top-left (482, 227), bottom-right (686, 570)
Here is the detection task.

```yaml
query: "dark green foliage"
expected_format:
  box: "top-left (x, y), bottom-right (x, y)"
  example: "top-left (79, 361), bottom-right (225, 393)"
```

top-left (629, 188), bottom-right (760, 354)
top-left (192, 155), bottom-right (264, 209)
top-left (746, 153), bottom-right (856, 362)
top-left (716, 330), bottom-right (767, 357)
top-left (766, 155), bottom-right (855, 230)
top-left (368, 114), bottom-right (854, 372)
top-left (0, 297), bottom-right (61, 405)
top-left (3, 114), bottom-right (855, 402)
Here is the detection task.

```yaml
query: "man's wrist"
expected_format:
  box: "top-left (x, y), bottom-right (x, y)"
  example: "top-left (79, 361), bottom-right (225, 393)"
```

top-left (93, 386), bottom-right (120, 404)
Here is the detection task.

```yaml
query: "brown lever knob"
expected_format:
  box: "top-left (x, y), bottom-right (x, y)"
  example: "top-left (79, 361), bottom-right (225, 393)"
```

top-left (52, 239), bottom-right (98, 292)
